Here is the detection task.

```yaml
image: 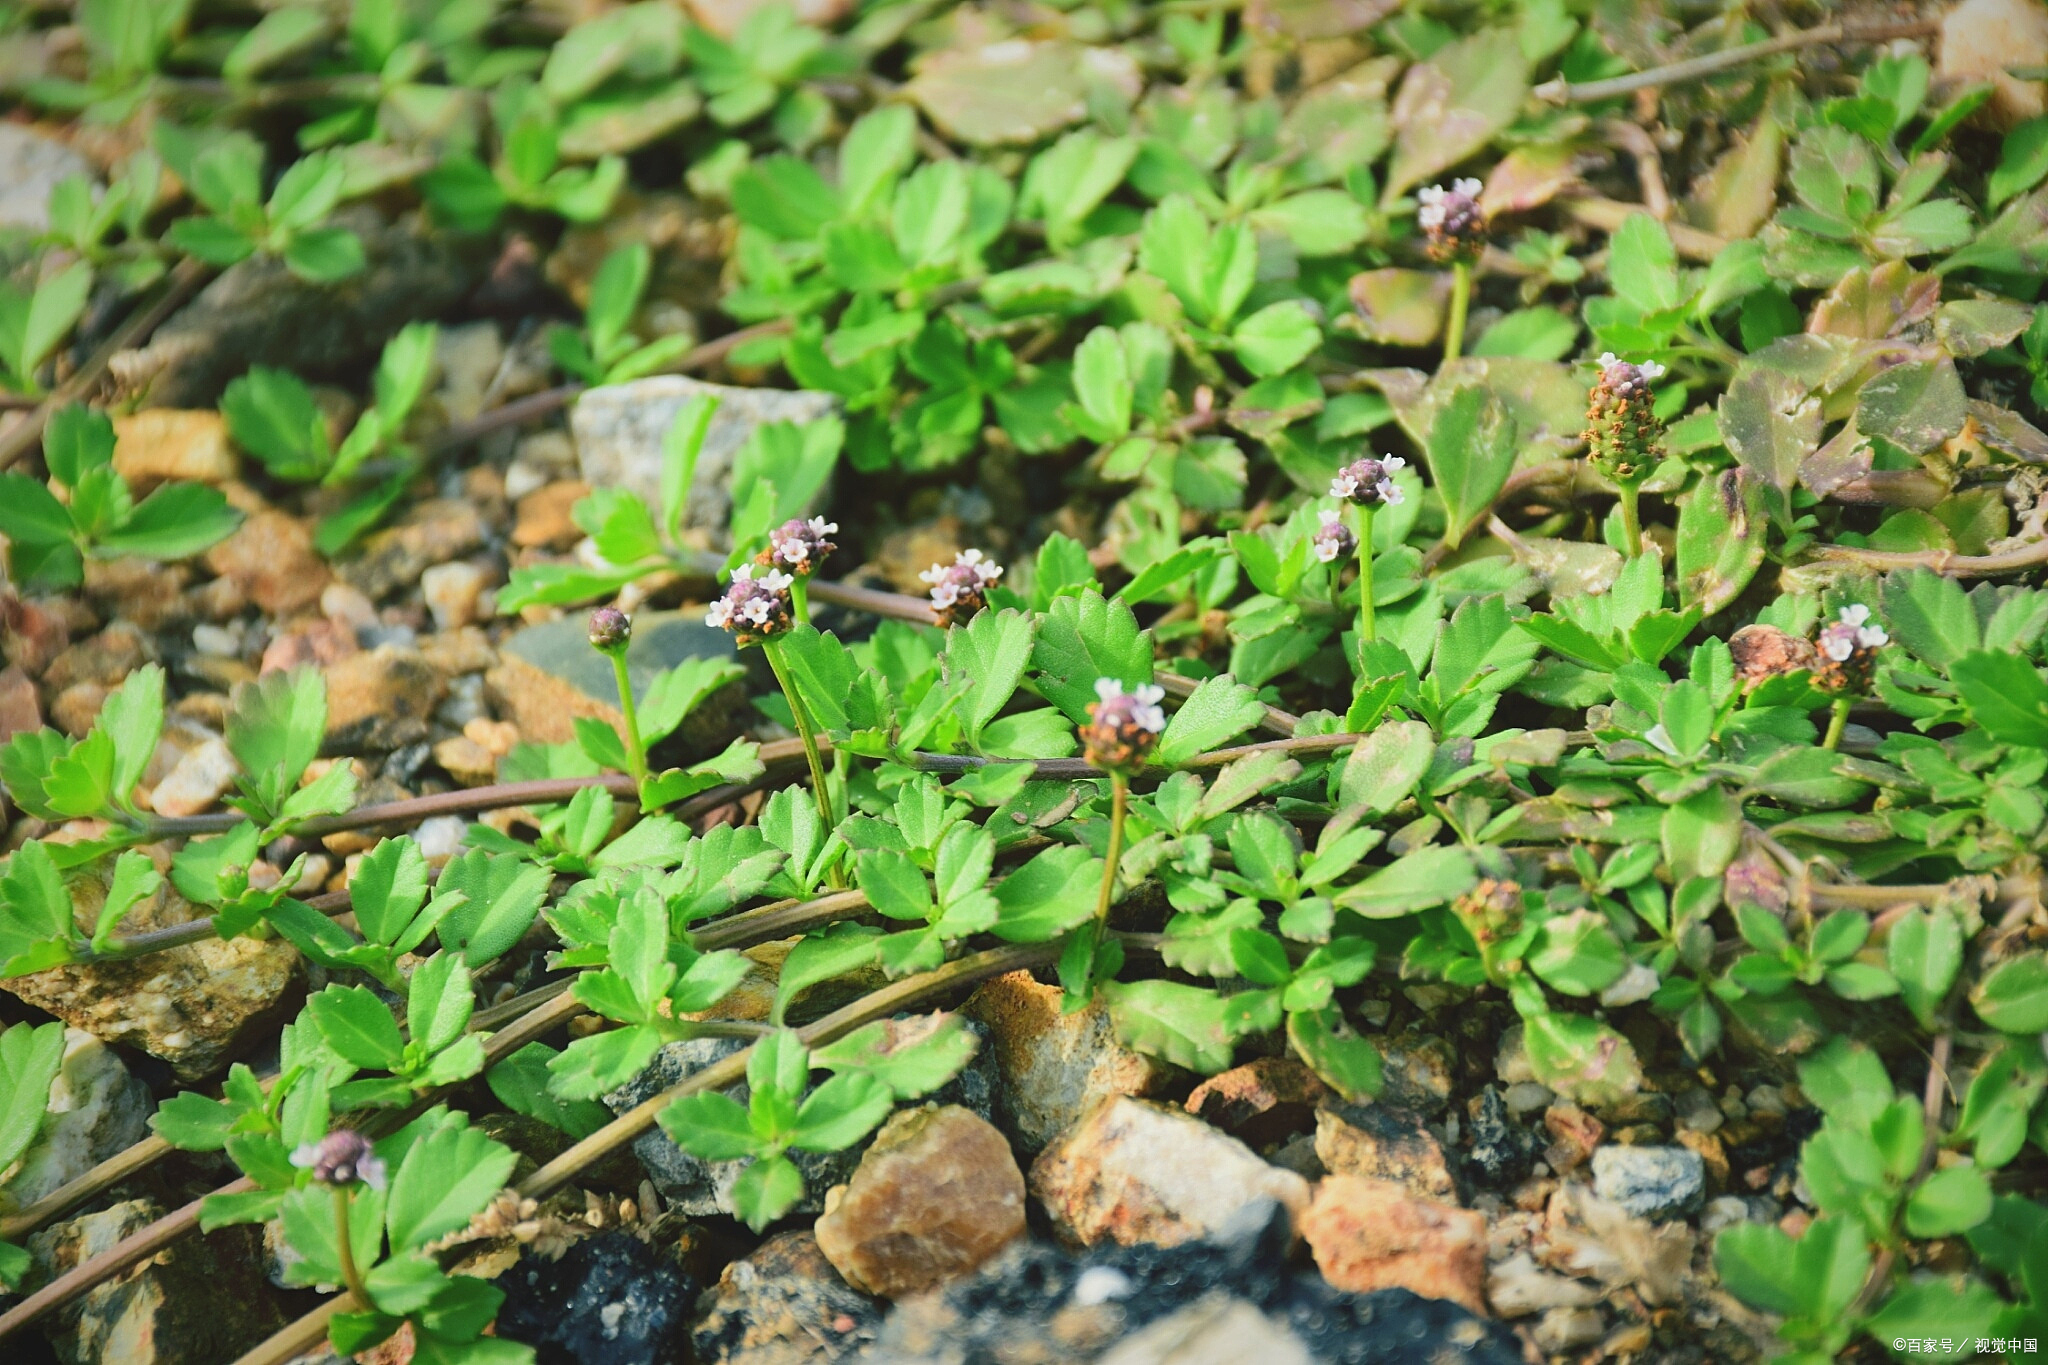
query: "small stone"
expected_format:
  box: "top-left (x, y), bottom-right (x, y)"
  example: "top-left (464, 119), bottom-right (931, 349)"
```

top-left (204, 510), bottom-right (329, 617)
top-left (466, 717), bottom-right (520, 756)
top-left (1503, 1082), bottom-right (1553, 1116)
top-left (1297, 1175), bottom-right (1488, 1314)
top-left (1542, 1103), bottom-right (1605, 1174)
top-left (495, 1232), bottom-right (693, 1365)
top-left (431, 321), bottom-right (505, 425)
top-left (113, 410), bottom-right (239, 489)
top-left (569, 376), bottom-right (838, 546)
top-left (433, 736), bottom-right (499, 786)
top-left (421, 560), bottom-right (489, 631)
top-left (1532, 1306), bottom-right (1606, 1352)
top-left (44, 621), bottom-right (152, 692)
top-left (27, 1197), bottom-right (285, 1363)
top-left (1376, 1027), bottom-right (1456, 1114)
top-left (815, 1104), bottom-right (1025, 1298)
top-left (1463, 1086), bottom-right (1539, 1192)
top-left (191, 623), bottom-right (242, 659)
top-left (691, 1229), bottom-right (881, 1365)
top-left (323, 644), bottom-right (447, 752)
top-left (320, 582), bottom-right (379, 630)
top-left (340, 498), bottom-right (488, 601)
top-left (1314, 1103), bottom-right (1457, 1202)
top-left (1484, 1252), bottom-right (1602, 1318)
top-left (1676, 1127), bottom-right (1730, 1189)
top-left (3, 1028), bottom-right (152, 1210)
top-left (147, 736), bottom-right (239, 817)
top-left (83, 558), bottom-right (194, 631)
top-left (414, 815), bottom-right (468, 863)
top-left (491, 611), bottom-right (743, 755)
top-left (1185, 1056), bottom-right (1328, 1147)
top-left (0, 664), bottom-right (41, 743)
top-left (513, 480), bottom-right (590, 549)
top-left (421, 626), bottom-right (498, 677)
top-left (52, 682), bottom-right (109, 737)
top-left (1028, 1096), bottom-right (1311, 1250)
top-left (1590, 1145), bottom-right (1704, 1222)
top-left (1702, 1195), bottom-right (1756, 1235)
top-left (1675, 1088), bottom-right (1725, 1134)
top-left (1940, 0), bottom-right (2048, 127)
top-left (0, 125), bottom-right (93, 229)
top-left (962, 971), bottom-right (1175, 1153)
top-left (259, 618), bottom-right (359, 675)
top-left (1095, 1294), bottom-right (1315, 1365)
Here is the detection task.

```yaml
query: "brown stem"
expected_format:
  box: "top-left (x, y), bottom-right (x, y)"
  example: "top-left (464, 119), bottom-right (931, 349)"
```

top-left (1811, 536), bottom-right (2048, 577)
top-left (0, 258), bottom-right (212, 473)
top-left (1535, 20), bottom-right (1939, 104)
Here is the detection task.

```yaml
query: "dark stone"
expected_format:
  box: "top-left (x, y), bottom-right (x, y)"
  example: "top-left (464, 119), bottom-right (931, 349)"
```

top-left (1463, 1086), bottom-right (1539, 1190)
top-left (865, 1198), bottom-right (1524, 1364)
top-left (693, 1229), bottom-right (881, 1365)
top-left (495, 1232), bottom-right (694, 1365)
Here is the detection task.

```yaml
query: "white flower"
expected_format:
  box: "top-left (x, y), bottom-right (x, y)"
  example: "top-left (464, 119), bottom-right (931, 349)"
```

top-left (1820, 632), bottom-right (1855, 663)
top-left (1377, 478), bottom-right (1405, 506)
top-left (1131, 684), bottom-right (1167, 733)
top-left (1453, 177), bottom-right (1482, 197)
top-left (705, 598), bottom-right (734, 628)
top-left (1598, 351), bottom-right (1618, 367)
top-left (1330, 470), bottom-right (1358, 499)
top-left (808, 517), bottom-right (837, 536)
top-left (1382, 455), bottom-right (1406, 475)
top-left (1838, 604), bottom-right (1887, 650)
top-left (1093, 677), bottom-right (1122, 702)
top-left (1639, 359), bottom-right (1666, 380)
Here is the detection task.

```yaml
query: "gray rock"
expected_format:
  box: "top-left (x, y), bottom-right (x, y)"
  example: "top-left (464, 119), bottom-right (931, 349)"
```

top-left (3, 1028), bottom-right (151, 1211)
top-left (0, 125), bottom-right (93, 231)
top-left (109, 206), bottom-right (484, 406)
top-left (570, 376), bottom-right (838, 545)
top-left (1095, 1295), bottom-right (1313, 1365)
top-left (1590, 1145), bottom-right (1705, 1221)
top-left (496, 610), bottom-right (747, 762)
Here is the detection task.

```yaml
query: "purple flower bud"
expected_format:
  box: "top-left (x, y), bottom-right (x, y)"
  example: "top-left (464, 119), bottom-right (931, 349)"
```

top-left (919, 549), bottom-right (1004, 628)
top-left (1082, 678), bottom-right (1167, 775)
top-left (588, 606), bottom-right (631, 654)
top-left (1311, 509), bottom-right (1357, 564)
top-left (705, 564), bottom-right (795, 645)
top-left (1416, 179), bottom-right (1485, 263)
top-left (1329, 455), bottom-right (1407, 508)
top-left (291, 1130), bottom-right (386, 1190)
top-left (765, 516), bottom-right (838, 575)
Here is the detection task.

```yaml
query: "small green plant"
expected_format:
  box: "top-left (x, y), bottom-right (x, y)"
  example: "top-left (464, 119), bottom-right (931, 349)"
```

top-left (155, 129), bottom-right (367, 283)
top-left (0, 1021), bottom-right (65, 1287)
top-left (0, 406), bottom-right (241, 592)
top-left (547, 243), bottom-right (696, 385)
top-left (0, 260), bottom-right (93, 395)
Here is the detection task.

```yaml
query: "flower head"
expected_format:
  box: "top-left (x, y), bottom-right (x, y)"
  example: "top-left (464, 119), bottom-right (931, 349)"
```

top-left (587, 606), bottom-right (631, 655)
top-left (1329, 455), bottom-right (1406, 508)
top-left (1584, 352), bottom-right (1666, 485)
top-left (1417, 179), bottom-right (1485, 263)
top-left (1081, 678), bottom-right (1167, 775)
top-left (764, 516), bottom-right (838, 575)
top-left (291, 1130), bottom-right (386, 1190)
top-left (1311, 509), bottom-right (1356, 564)
top-left (920, 549), bottom-right (1004, 628)
top-left (1813, 604), bottom-right (1887, 693)
top-left (705, 564), bottom-right (796, 645)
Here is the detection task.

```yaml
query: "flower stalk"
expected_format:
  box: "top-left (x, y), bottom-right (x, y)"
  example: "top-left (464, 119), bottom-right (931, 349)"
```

top-left (762, 637), bottom-right (835, 836)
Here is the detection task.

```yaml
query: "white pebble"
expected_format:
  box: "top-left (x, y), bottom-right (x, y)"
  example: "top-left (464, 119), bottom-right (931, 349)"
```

top-left (1071, 1266), bottom-right (1133, 1307)
top-left (414, 815), bottom-right (468, 864)
top-left (422, 561), bottom-right (488, 632)
top-left (191, 623), bottom-right (242, 658)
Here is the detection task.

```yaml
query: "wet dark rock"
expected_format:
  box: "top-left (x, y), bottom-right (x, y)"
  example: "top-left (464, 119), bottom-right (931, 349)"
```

top-left (111, 207), bottom-right (484, 406)
top-left (692, 1229), bottom-right (881, 1365)
top-left (496, 1232), bottom-right (694, 1365)
top-left (1462, 1087), bottom-right (1539, 1190)
top-left (865, 1199), bottom-right (1523, 1365)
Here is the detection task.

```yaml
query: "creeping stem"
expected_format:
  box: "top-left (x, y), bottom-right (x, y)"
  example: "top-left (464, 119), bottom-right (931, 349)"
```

top-left (1444, 261), bottom-right (1471, 363)
top-left (789, 575), bottom-right (811, 627)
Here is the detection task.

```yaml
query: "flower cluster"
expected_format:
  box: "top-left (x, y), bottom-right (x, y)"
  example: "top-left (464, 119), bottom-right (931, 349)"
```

top-left (921, 549), bottom-right (1003, 628)
top-left (763, 516), bottom-right (837, 575)
top-left (1330, 455), bottom-right (1405, 508)
top-left (705, 564), bottom-right (795, 644)
top-left (291, 1129), bottom-right (385, 1189)
top-left (1813, 604), bottom-right (1888, 694)
top-left (1081, 678), bottom-right (1167, 775)
top-left (1417, 179), bottom-right (1485, 263)
top-left (1311, 509), bottom-right (1356, 564)
top-left (587, 606), bottom-right (631, 655)
top-left (1585, 352), bottom-right (1667, 485)
top-left (1452, 878), bottom-right (1523, 945)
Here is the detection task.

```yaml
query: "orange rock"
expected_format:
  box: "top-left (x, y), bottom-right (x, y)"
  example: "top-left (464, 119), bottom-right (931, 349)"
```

top-left (1543, 1103), bottom-right (1605, 1174)
top-left (962, 971), bottom-right (1173, 1152)
top-left (204, 509), bottom-right (329, 616)
top-left (815, 1105), bottom-right (1025, 1298)
top-left (1313, 1103), bottom-right (1457, 1202)
top-left (1186, 1056), bottom-right (1328, 1146)
top-left (512, 480), bottom-right (590, 549)
top-left (1298, 1175), bottom-right (1488, 1314)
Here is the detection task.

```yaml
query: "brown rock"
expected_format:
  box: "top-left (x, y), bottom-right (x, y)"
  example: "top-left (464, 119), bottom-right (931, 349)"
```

top-left (1313, 1103), bottom-right (1457, 1202)
top-left (324, 645), bottom-right (446, 752)
top-left (51, 682), bottom-right (109, 738)
top-left (1377, 1027), bottom-right (1456, 1114)
top-left (485, 652), bottom-right (624, 746)
top-left (690, 1230), bottom-right (881, 1364)
top-left (1940, 0), bottom-right (2048, 127)
top-left (0, 664), bottom-right (40, 743)
top-left (1186, 1056), bottom-right (1328, 1147)
top-left (1676, 1127), bottom-right (1730, 1191)
top-left (258, 617), bottom-right (359, 674)
top-left (43, 621), bottom-right (152, 692)
top-left (1028, 1096), bottom-right (1310, 1250)
top-left (433, 735), bottom-right (499, 786)
top-left (421, 560), bottom-right (489, 631)
top-left (113, 409), bottom-right (239, 489)
top-left (1297, 1175), bottom-right (1488, 1314)
top-left (872, 515), bottom-right (973, 595)
top-left (1543, 1103), bottom-right (1605, 1174)
top-left (147, 736), bottom-right (238, 817)
top-left (204, 510), bottom-right (329, 616)
top-left (2, 872), bottom-right (297, 1081)
top-left (961, 971), bottom-right (1174, 1153)
top-left (83, 559), bottom-right (193, 631)
top-left (814, 1105), bottom-right (1025, 1299)
top-left (421, 626), bottom-right (498, 677)
top-left (512, 480), bottom-right (590, 549)
top-left (340, 498), bottom-right (487, 601)
top-left (2, 593), bottom-right (72, 675)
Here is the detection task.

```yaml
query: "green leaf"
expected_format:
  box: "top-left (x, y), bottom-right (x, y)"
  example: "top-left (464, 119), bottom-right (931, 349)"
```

top-left (1286, 1006), bottom-right (1381, 1102)
top-left (43, 403), bottom-right (114, 487)
top-left (773, 922), bottom-right (882, 1023)
top-left (1951, 650), bottom-right (2048, 746)
top-left (1856, 356), bottom-right (1967, 456)
top-left (282, 227), bottom-right (366, 283)
top-left (89, 850), bottom-right (160, 953)
top-left (226, 668), bottom-right (326, 790)
top-left (0, 474), bottom-right (76, 546)
top-left (661, 1090), bottom-right (758, 1160)
top-left (1334, 845), bottom-right (1476, 918)
top-left (1155, 674), bottom-right (1265, 766)
top-left (349, 839), bottom-right (430, 947)
top-left (1336, 721), bottom-right (1434, 815)
top-left (405, 952), bottom-right (475, 1058)
top-left (1607, 213), bottom-right (1682, 313)
top-left (1102, 978), bottom-right (1236, 1072)
top-left (728, 1152), bottom-right (804, 1232)
top-left (788, 1071), bottom-right (894, 1151)
top-left (1528, 909), bottom-right (1628, 997)
top-left (306, 984), bottom-right (405, 1071)
top-left (1423, 383), bottom-right (1517, 549)
top-left (0, 1021), bottom-right (66, 1173)
top-left (97, 663), bottom-right (163, 810)
top-left (13, 260), bottom-right (92, 381)
top-left (1031, 591), bottom-right (1152, 726)
top-left (944, 609), bottom-right (1036, 744)
top-left (1972, 952), bottom-right (2048, 1034)
top-left (811, 1015), bottom-right (979, 1099)
top-left (1904, 1164), bottom-right (1993, 1237)
top-left (435, 851), bottom-right (550, 967)
top-left (1990, 115), bottom-right (2048, 208)
top-left (1888, 908), bottom-right (1962, 1030)
top-left (384, 1123), bottom-right (517, 1253)
top-left (97, 482), bottom-right (241, 561)
top-left (1232, 301), bottom-right (1320, 379)
top-left (487, 1043), bottom-right (611, 1139)
top-left (1880, 567), bottom-right (1978, 670)
top-left (991, 844), bottom-right (1101, 942)
top-left (856, 848), bottom-right (933, 923)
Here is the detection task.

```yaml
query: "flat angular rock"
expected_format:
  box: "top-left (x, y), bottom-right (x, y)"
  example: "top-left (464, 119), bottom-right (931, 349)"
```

top-left (1185, 1056), bottom-right (1327, 1147)
top-left (570, 376), bottom-right (837, 544)
top-left (815, 1104), bottom-right (1025, 1298)
top-left (1028, 1096), bottom-right (1310, 1249)
top-left (963, 970), bottom-right (1174, 1153)
top-left (1590, 1144), bottom-right (1704, 1221)
top-left (1314, 1102), bottom-right (1457, 1202)
top-left (1297, 1175), bottom-right (1488, 1313)
top-left (492, 611), bottom-right (743, 752)
top-left (2, 1028), bottom-right (151, 1211)
top-left (323, 644), bottom-right (446, 753)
